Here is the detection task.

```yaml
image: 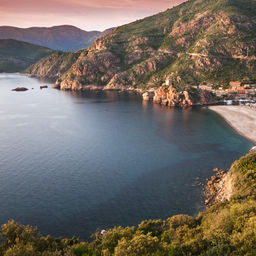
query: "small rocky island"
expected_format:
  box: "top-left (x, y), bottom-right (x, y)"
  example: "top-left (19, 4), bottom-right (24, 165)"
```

top-left (12, 87), bottom-right (28, 91)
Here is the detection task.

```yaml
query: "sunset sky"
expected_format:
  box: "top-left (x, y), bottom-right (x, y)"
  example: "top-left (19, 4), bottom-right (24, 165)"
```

top-left (1, 0), bottom-right (186, 31)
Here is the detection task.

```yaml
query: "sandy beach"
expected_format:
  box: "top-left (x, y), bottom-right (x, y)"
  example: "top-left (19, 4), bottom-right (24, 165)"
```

top-left (209, 105), bottom-right (256, 143)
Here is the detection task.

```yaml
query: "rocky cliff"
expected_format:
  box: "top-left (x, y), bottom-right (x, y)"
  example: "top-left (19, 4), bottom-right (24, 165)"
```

top-left (27, 51), bottom-right (81, 81)
top-left (142, 85), bottom-right (218, 107)
top-left (28, 0), bottom-right (256, 91)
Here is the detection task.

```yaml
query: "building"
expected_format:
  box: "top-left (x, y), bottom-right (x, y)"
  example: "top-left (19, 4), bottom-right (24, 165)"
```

top-left (199, 85), bottom-right (212, 91)
top-left (165, 79), bottom-right (171, 86)
top-left (237, 86), bottom-right (246, 94)
top-left (247, 88), bottom-right (256, 95)
top-left (229, 81), bottom-right (242, 88)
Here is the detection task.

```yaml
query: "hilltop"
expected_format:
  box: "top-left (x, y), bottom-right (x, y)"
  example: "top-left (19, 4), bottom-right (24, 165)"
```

top-left (0, 39), bottom-right (54, 72)
top-left (28, 0), bottom-right (256, 91)
top-left (0, 25), bottom-right (113, 52)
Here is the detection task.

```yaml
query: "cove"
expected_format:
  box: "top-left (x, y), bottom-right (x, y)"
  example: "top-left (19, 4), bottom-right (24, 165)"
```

top-left (0, 74), bottom-right (253, 239)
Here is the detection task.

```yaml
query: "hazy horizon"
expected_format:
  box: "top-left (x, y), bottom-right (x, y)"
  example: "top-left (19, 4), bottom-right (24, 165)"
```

top-left (0, 0), bottom-right (186, 31)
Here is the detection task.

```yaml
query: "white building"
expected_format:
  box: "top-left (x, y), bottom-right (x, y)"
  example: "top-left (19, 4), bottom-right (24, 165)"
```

top-left (165, 79), bottom-right (171, 86)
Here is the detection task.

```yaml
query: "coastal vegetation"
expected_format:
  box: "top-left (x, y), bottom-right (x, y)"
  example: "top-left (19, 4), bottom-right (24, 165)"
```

top-left (1, 151), bottom-right (256, 255)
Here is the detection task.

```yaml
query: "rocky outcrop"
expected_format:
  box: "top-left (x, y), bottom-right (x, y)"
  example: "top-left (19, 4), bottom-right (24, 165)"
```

top-left (27, 51), bottom-right (81, 81)
top-left (145, 85), bottom-right (217, 107)
top-left (204, 169), bottom-right (233, 208)
top-left (142, 91), bottom-right (155, 101)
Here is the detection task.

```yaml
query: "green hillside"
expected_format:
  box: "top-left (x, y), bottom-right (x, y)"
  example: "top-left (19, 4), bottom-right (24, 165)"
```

top-left (0, 39), bottom-right (54, 72)
top-left (0, 150), bottom-right (255, 255)
top-left (28, 0), bottom-right (256, 90)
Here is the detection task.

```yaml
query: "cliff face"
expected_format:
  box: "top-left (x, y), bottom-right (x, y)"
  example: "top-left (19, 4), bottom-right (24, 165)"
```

top-left (28, 0), bottom-right (256, 90)
top-left (27, 51), bottom-right (81, 81)
top-left (142, 85), bottom-right (218, 107)
top-left (204, 169), bottom-right (233, 208)
top-left (143, 85), bottom-right (218, 107)
top-left (204, 148), bottom-right (256, 209)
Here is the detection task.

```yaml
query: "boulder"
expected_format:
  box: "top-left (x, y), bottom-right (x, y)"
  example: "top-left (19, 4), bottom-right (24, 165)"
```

top-left (142, 92), bottom-right (154, 101)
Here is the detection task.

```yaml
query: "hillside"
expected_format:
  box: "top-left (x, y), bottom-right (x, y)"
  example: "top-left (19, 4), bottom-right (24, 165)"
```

top-left (0, 150), bottom-right (255, 255)
top-left (28, 0), bottom-right (256, 91)
top-left (27, 51), bottom-right (81, 81)
top-left (0, 39), bottom-right (54, 72)
top-left (0, 25), bottom-right (113, 52)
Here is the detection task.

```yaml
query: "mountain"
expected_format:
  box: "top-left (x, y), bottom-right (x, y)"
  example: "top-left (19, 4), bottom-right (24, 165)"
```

top-left (0, 25), bottom-right (113, 52)
top-left (28, 0), bottom-right (256, 91)
top-left (0, 39), bottom-right (54, 72)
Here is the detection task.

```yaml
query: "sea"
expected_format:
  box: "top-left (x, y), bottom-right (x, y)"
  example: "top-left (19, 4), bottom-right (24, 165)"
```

top-left (0, 73), bottom-right (253, 239)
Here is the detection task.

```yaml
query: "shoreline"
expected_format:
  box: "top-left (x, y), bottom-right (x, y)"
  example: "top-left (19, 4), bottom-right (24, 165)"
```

top-left (209, 105), bottom-right (256, 144)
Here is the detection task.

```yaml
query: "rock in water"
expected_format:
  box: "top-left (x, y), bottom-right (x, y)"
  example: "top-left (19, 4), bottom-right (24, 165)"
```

top-left (142, 92), bottom-right (154, 101)
top-left (12, 87), bottom-right (28, 91)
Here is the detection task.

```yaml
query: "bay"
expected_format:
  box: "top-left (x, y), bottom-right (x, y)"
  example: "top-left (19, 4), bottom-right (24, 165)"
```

top-left (0, 73), bottom-right (253, 239)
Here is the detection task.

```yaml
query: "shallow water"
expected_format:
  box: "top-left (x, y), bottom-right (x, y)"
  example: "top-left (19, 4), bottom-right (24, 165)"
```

top-left (0, 74), bottom-right (253, 239)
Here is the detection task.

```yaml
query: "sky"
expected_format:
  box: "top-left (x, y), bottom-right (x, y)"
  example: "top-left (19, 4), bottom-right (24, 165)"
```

top-left (0, 0), bottom-right (186, 31)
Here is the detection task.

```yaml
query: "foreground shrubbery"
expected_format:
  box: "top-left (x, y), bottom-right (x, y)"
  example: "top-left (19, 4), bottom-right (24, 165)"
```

top-left (1, 152), bottom-right (256, 256)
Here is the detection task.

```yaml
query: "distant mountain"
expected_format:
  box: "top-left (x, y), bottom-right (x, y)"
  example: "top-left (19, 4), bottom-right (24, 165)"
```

top-left (0, 25), bottom-right (113, 52)
top-left (0, 39), bottom-right (54, 72)
top-left (28, 0), bottom-right (256, 90)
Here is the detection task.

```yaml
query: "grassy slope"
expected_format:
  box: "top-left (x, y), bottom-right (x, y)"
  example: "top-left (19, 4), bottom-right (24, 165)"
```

top-left (0, 39), bottom-right (54, 72)
top-left (0, 151), bottom-right (255, 255)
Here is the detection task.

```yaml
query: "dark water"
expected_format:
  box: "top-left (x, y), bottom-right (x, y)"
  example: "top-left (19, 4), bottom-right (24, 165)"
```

top-left (0, 74), bottom-right (253, 239)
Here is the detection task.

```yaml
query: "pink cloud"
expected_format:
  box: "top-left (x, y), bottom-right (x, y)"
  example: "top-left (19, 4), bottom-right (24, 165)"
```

top-left (0, 0), bottom-right (186, 30)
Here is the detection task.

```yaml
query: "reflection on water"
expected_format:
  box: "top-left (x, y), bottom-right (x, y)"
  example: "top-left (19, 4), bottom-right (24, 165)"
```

top-left (0, 74), bottom-right (253, 239)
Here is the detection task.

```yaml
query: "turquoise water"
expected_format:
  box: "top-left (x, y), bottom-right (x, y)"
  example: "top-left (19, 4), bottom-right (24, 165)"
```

top-left (0, 74), bottom-right (253, 239)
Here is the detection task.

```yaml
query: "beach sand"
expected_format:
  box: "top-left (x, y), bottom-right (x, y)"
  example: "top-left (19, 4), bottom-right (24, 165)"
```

top-left (209, 105), bottom-right (256, 143)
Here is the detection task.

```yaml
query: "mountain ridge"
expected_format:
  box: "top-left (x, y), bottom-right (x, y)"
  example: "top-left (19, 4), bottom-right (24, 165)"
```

top-left (0, 25), bottom-right (113, 52)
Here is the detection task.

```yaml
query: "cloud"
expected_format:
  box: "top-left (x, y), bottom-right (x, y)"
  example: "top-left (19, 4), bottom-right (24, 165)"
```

top-left (0, 0), bottom-right (186, 30)
top-left (53, 0), bottom-right (183, 10)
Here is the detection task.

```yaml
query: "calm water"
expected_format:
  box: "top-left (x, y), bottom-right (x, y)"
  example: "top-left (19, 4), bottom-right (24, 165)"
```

top-left (0, 74), bottom-right (253, 239)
